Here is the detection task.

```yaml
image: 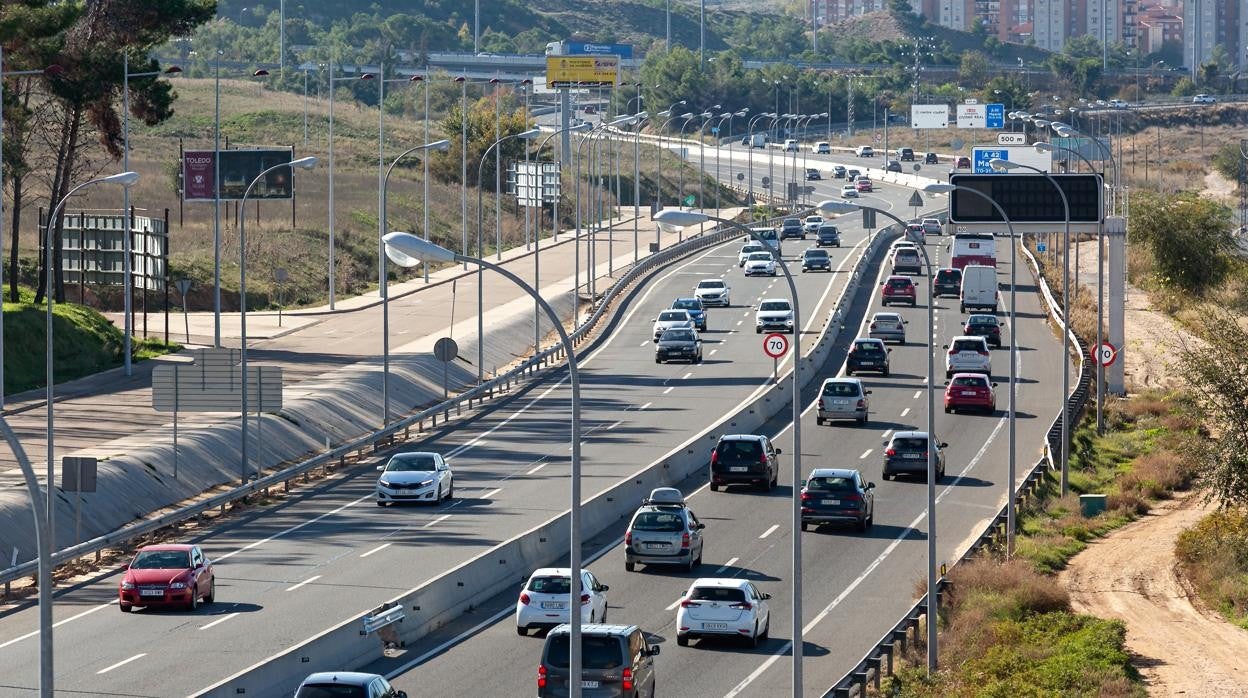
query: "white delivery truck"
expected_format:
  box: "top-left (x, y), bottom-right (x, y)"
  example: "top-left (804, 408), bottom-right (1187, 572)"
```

top-left (959, 264), bottom-right (999, 313)
top-left (750, 133), bottom-right (767, 148)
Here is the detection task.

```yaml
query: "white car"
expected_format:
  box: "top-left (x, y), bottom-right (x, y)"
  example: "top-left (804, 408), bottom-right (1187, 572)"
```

top-left (783, 139), bottom-right (799, 151)
top-left (375, 452), bottom-right (453, 506)
top-left (653, 309), bottom-right (694, 340)
top-left (840, 184), bottom-right (858, 198)
top-left (676, 577), bottom-right (771, 647)
top-left (944, 335), bottom-right (992, 378)
top-left (802, 215), bottom-right (825, 236)
top-left (755, 298), bottom-right (794, 334)
top-left (1108, 99), bottom-right (1129, 109)
top-left (1192, 94), bottom-right (1217, 104)
top-left (738, 242), bottom-right (766, 267)
top-left (812, 141), bottom-right (831, 154)
top-left (854, 145), bottom-right (874, 157)
top-left (890, 240), bottom-right (919, 254)
top-left (694, 278), bottom-right (731, 307)
top-left (515, 567), bottom-right (609, 636)
top-left (743, 251), bottom-right (777, 277)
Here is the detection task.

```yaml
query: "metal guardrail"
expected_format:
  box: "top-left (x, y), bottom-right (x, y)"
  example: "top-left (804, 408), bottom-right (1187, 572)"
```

top-left (825, 235), bottom-right (1093, 697)
top-left (0, 215), bottom-right (760, 587)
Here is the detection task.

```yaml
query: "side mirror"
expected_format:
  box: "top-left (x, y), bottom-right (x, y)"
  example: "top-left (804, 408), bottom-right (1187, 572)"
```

top-left (942, 344), bottom-right (949, 349)
top-left (940, 442), bottom-right (949, 448)
top-left (903, 320), bottom-right (909, 324)
top-left (397, 692), bottom-right (408, 698)
top-left (867, 482), bottom-right (876, 489)
top-left (122, 563), bottom-right (130, 570)
top-left (865, 390), bottom-right (873, 395)
top-left (762, 593), bottom-right (773, 600)
top-left (992, 383), bottom-right (999, 387)
top-left (649, 645), bottom-right (662, 657)
top-left (887, 348), bottom-right (893, 352)
top-left (774, 448), bottom-right (783, 455)
top-left (376, 465), bottom-right (385, 471)
top-left (800, 479), bottom-right (807, 487)
top-left (696, 523), bottom-right (706, 530)
top-left (600, 584), bottom-right (610, 592)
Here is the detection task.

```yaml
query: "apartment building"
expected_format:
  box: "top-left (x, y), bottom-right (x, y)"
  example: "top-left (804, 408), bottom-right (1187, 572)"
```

top-left (1183, 0), bottom-right (1246, 73)
top-left (1137, 4), bottom-right (1183, 55)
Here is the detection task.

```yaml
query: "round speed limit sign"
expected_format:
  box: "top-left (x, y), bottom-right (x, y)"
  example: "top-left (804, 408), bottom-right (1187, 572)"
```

top-left (763, 333), bottom-right (790, 359)
top-left (1094, 341), bottom-right (1117, 367)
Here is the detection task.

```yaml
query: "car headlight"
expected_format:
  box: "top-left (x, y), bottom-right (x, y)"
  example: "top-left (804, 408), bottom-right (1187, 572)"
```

top-left (121, 581), bottom-right (135, 590)
top-left (419, 479), bottom-right (434, 487)
top-left (169, 582), bottom-right (187, 589)
top-left (378, 479), bottom-right (392, 488)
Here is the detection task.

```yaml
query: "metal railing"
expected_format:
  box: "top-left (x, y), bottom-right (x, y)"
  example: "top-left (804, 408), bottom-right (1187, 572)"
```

top-left (825, 235), bottom-right (1093, 697)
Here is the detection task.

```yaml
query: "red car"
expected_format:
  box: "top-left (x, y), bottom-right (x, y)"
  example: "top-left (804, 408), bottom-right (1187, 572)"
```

top-left (855, 178), bottom-right (873, 192)
top-left (880, 275), bottom-right (916, 307)
top-left (955, 156), bottom-right (971, 169)
top-left (944, 373), bottom-right (997, 414)
top-left (118, 544), bottom-right (215, 612)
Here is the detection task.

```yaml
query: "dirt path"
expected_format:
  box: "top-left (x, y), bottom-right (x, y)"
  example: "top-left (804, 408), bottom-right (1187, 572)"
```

top-left (1060, 495), bottom-right (1248, 696)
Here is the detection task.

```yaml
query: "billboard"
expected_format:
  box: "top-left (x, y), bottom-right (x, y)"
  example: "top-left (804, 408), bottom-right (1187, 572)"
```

top-left (910, 104), bottom-right (949, 129)
top-left (564, 42), bottom-right (634, 59)
top-left (182, 149), bottom-right (296, 201)
top-left (957, 103), bottom-right (987, 128)
top-left (971, 146), bottom-right (1053, 174)
top-left (546, 56), bottom-right (619, 88)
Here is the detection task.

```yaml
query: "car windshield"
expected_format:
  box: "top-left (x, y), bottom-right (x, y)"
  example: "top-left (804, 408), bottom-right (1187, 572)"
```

top-left (853, 342), bottom-right (883, 354)
top-left (951, 376), bottom-right (987, 388)
top-left (805, 250), bottom-right (828, 259)
top-left (545, 635), bottom-right (625, 670)
top-left (842, 186), bottom-right (855, 191)
top-left (892, 437), bottom-right (930, 450)
top-left (689, 587), bottom-right (746, 603)
top-left (748, 253), bottom-right (772, 261)
top-left (822, 382), bottom-right (859, 397)
top-left (632, 511), bottom-right (685, 532)
top-left (386, 454), bottom-right (437, 472)
top-left (528, 575), bottom-right (572, 594)
top-left (953, 339), bottom-right (984, 352)
top-left (806, 476), bottom-right (855, 492)
top-left (672, 299), bottom-right (699, 310)
top-left (130, 550), bottom-right (190, 569)
top-left (662, 330), bottom-right (696, 342)
top-left (658, 311), bottom-right (686, 322)
top-left (296, 685), bottom-right (368, 698)
top-left (759, 301), bottom-right (790, 312)
top-left (698, 281), bottom-right (725, 289)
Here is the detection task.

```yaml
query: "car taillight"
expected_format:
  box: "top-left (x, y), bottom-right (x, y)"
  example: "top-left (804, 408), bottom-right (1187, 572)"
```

top-left (710, 450), bottom-right (718, 467)
top-left (622, 668), bottom-right (634, 692)
top-left (681, 532), bottom-right (691, 549)
top-left (760, 452), bottom-right (768, 465)
top-left (625, 531), bottom-right (632, 546)
top-left (979, 350), bottom-right (990, 357)
top-left (948, 349), bottom-right (957, 355)
top-left (581, 593), bottom-right (591, 605)
top-left (922, 451), bottom-right (929, 459)
top-left (870, 322), bottom-right (878, 329)
top-left (520, 592), bottom-right (531, 606)
top-left (537, 664), bottom-right (547, 689)
top-left (818, 399), bottom-right (825, 410)
top-left (856, 399), bottom-right (865, 408)
top-left (800, 491), bottom-right (812, 501)
top-left (729, 601), bottom-right (753, 611)
top-left (886, 448), bottom-right (896, 456)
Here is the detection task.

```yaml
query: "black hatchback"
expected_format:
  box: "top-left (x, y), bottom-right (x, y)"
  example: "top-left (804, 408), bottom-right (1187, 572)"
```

top-left (710, 434), bottom-right (780, 491)
top-left (845, 338), bottom-right (891, 377)
top-left (933, 267), bottom-right (962, 298)
top-left (963, 314), bottom-right (1004, 347)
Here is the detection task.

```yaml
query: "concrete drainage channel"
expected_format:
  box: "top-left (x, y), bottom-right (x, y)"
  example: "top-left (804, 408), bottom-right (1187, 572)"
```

top-left (192, 225), bottom-right (900, 697)
top-left (822, 235), bottom-right (1093, 697)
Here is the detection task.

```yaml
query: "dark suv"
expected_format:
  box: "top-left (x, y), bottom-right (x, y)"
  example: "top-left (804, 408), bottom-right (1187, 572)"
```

top-left (933, 267), bottom-right (962, 297)
top-left (779, 217), bottom-right (804, 240)
top-left (710, 434), bottom-right (780, 492)
top-left (800, 468), bottom-right (875, 532)
top-left (845, 338), bottom-right (891, 377)
top-left (816, 224), bottom-right (841, 247)
top-left (538, 623), bottom-right (659, 697)
top-left (882, 431), bottom-right (946, 481)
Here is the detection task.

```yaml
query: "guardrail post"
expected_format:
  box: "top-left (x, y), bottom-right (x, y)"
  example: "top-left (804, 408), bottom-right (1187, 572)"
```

top-left (867, 656), bottom-right (883, 690)
top-left (882, 642), bottom-right (895, 675)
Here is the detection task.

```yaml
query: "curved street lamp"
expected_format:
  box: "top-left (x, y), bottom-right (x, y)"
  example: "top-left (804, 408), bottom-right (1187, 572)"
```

top-left (746, 112), bottom-right (776, 222)
top-left (656, 110), bottom-right (692, 211)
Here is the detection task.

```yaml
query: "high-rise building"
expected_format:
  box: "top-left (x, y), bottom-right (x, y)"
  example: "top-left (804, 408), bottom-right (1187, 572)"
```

top-left (1033, 0), bottom-right (1070, 50)
top-left (1184, 0), bottom-right (1245, 75)
top-left (1136, 3), bottom-right (1183, 55)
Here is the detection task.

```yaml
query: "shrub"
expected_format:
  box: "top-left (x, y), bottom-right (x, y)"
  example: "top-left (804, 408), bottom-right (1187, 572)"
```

top-left (1176, 508), bottom-right (1248, 628)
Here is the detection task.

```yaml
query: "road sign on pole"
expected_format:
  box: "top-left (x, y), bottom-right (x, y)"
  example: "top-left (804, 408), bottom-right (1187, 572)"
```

top-left (434, 337), bottom-right (459, 399)
top-left (763, 332), bottom-right (789, 384)
top-left (1095, 341), bottom-right (1117, 367)
top-left (907, 191), bottom-right (924, 208)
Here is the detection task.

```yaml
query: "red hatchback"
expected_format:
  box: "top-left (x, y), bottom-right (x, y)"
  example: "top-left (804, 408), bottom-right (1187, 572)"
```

top-left (881, 275), bottom-right (916, 307)
top-left (118, 544), bottom-right (215, 612)
top-left (944, 373), bottom-right (997, 414)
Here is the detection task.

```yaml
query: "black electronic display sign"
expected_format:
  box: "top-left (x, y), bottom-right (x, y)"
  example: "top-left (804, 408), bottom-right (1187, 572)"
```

top-left (948, 173), bottom-right (1103, 224)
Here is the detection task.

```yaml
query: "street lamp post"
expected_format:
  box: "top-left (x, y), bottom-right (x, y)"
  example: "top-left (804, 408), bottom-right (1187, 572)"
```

top-left (122, 56), bottom-right (180, 376)
top-left (678, 113), bottom-right (709, 208)
top-left (697, 107), bottom-right (720, 210)
top-left (533, 122), bottom-right (592, 354)
top-left (477, 128), bottom-right (542, 383)
top-left (715, 110), bottom-right (746, 216)
top-left (380, 139), bottom-right (449, 427)
top-left (382, 231), bottom-right (585, 698)
top-left (327, 63), bottom-right (375, 309)
top-left (745, 112), bottom-right (775, 222)
top-left (655, 107), bottom-right (689, 211)
top-left (1, 416), bottom-right (52, 697)
top-left (631, 111), bottom-right (650, 262)
top-left (655, 207), bottom-right (805, 693)
top-left (238, 158), bottom-right (318, 484)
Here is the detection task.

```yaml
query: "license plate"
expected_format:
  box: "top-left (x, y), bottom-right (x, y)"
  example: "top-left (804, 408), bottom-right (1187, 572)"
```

top-left (821, 499), bottom-right (840, 505)
top-left (703, 622), bottom-right (729, 630)
top-left (644, 542), bottom-right (667, 549)
top-left (140, 589), bottom-right (164, 597)
top-left (834, 399), bottom-right (849, 405)
top-left (961, 390), bottom-right (977, 396)
top-left (582, 681), bottom-right (600, 689)
top-left (860, 361), bottom-right (876, 366)
top-left (904, 453), bottom-right (922, 459)
top-left (730, 466), bottom-right (748, 472)
top-left (541, 602), bottom-right (565, 609)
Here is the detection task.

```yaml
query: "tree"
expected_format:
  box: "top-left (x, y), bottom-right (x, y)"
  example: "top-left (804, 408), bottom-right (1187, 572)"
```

top-left (1211, 143), bottom-right (1244, 184)
top-left (428, 96), bottom-right (528, 190)
top-left (1175, 306), bottom-right (1248, 508)
top-left (958, 51), bottom-right (989, 88)
top-left (1129, 192), bottom-right (1236, 296)
top-left (1171, 76), bottom-right (1198, 97)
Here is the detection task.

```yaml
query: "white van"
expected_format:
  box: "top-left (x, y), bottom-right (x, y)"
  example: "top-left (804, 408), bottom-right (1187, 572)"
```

top-left (784, 139), bottom-right (799, 151)
top-left (960, 265), bottom-right (998, 313)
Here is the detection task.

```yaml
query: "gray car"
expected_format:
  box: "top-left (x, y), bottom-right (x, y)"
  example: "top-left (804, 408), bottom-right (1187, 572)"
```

top-left (816, 377), bottom-right (870, 425)
top-left (655, 328), bottom-right (703, 364)
top-left (882, 431), bottom-right (947, 481)
top-left (868, 312), bottom-right (907, 344)
top-left (624, 499), bottom-right (705, 572)
top-left (295, 672), bottom-right (406, 698)
top-left (538, 623), bottom-right (659, 697)
top-left (800, 468), bottom-right (875, 531)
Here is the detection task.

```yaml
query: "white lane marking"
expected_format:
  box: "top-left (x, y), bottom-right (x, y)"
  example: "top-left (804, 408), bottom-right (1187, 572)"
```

top-left (216, 492), bottom-right (374, 562)
top-left (859, 449), bottom-right (873, 459)
top-left (481, 488), bottom-right (503, 499)
top-left (709, 349), bottom-right (718, 356)
top-left (97, 653), bottom-right (146, 674)
top-left (666, 597), bottom-right (684, 611)
top-left (360, 542), bottom-right (392, 558)
top-left (682, 372), bottom-right (693, 380)
top-left (900, 407), bottom-right (910, 417)
top-left (913, 391), bottom-right (922, 399)
top-left (716, 556), bottom-right (741, 573)
top-left (446, 438), bottom-right (488, 459)
top-left (285, 575), bottom-right (322, 592)
top-left (608, 420), bottom-right (622, 430)
top-left (0, 601), bottom-right (114, 649)
top-left (199, 612), bottom-right (240, 630)
top-left (527, 463), bottom-right (546, 475)
top-left (423, 514), bottom-right (452, 529)
top-left (663, 386), bottom-right (675, 394)
top-left (638, 402), bottom-right (652, 411)
top-left (758, 524), bottom-right (779, 539)
top-left (736, 320), bottom-right (743, 326)
top-left (640, 341), bottom-right (649, 347)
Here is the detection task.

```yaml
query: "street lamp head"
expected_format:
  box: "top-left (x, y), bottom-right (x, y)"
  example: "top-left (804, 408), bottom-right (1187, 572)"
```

top-left (817, 199), bottom-right (858, 215)
top-left (608, 114), bottom-right (637, 127)
top-left (636, 110), bottom-right (650, 119)
top-left (43, 64), bottom-right (65, 77)
top-left (734, 110), bottom-right (748, 117)
top-left (427, 139), bottom-right (452, 152)
top-left (921, 183), bottom-right (955, 194)
top-left (676, 100), bottom-right (687, 106)
top-left (359, 73), bottom-right (375, 81)
top-left (104, 171), bottom-right (141, 187)
top-left (569, 122), bottom-right (592, 132)
top-left (410, 75), bottom-right (424, 82)
top-left (718, 112), bottom-right (732, 118)
top-left (1033, 142), bottom-right (1054, 153)
top-left (1054, 125), bottom-right (1075, 137)
top-left (680, 112), bottom-right (694, 120)
top-left (516, 128), bottom-right (542, 139)
top-left (1033, 119), bottom-right (1050, 128)
top-left (989, 157), bottom-right (1017, 171)
top-left (700, 111), bottom-right (712, 118)
top-left (653, 209), bottom-right (710, 228)
top-left (164, 66), bottom-right (183, 74)
top-left (290, 156), bottom-right (319, 169)
top-left (383, 231), bottom-right (456, 267)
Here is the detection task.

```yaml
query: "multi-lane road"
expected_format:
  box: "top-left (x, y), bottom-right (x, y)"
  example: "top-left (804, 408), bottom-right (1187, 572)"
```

top-left (0, 145), bottom-right (1069, 697)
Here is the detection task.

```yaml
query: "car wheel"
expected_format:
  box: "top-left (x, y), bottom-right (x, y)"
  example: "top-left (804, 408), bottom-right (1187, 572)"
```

top-left (695, 548), bottom-right (703, 567)
top-left (859, 413), bottom-right (868, 425)
top-left (749, 622), bottom-right (761, 648)
top-left (625, 562), bottom-right (635, 572)
top-left (655, 357), bottom-right (662, 364)
top-left (677, 634), bottom-right (689, 647)
top-left (883, 472), bottom-right (893, 481)
top-left (204, 578), bottom-right (215, 604)
top-left (846, 368), bottom-right (854, 376)
top-left (188, 585), bottom-right (199, 611)
top-left (815, 417), bottom-right (824, 426)
top-left (119, 604), bottom-right (132, 613)
top-left (436, 484), bottom-right (442, 503)
top-left (856, 517), bottom-right (867, 533)
top-left (602, 602), bottom-right (608, 623)
top-left (710, 482), bottom-right (719, 492)
top-left (960, 303), bottom-right (966, 313)
top-left (882, 368), bottom-right (890, 377)
top-left (763, 475), bottom-right (773, 493)
top-left (945, 406), bottom-right (952, 413)
top-left (685, 557), bottom-right (695, 573)
top-left (801, 521), bottom-right (809, 532)
top-left (376, 500), bottom-right (386, 507)
top-left (755, 327), bottom-right (761, 334)
top-left (760, 615), bottom-right (770, 640)
top-left (517, 626), bottom-right (528, 636)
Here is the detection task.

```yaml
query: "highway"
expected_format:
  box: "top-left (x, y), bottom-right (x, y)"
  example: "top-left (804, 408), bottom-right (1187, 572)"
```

top-left (0, 172), bottom-right (928, 695)
top-left (386, 224), bottom-right (1066, 695)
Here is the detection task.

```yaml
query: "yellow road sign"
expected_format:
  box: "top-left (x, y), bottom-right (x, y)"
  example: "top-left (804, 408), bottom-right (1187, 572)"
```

top-left (546, 56), bottom-right (619, 87)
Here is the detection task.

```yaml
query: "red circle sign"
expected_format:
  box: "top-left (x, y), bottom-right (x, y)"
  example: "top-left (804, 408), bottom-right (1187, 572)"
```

top-left (763, 333), bottom-right (790, 359)
top-left (1094, 342), bottom-right (1117, 367)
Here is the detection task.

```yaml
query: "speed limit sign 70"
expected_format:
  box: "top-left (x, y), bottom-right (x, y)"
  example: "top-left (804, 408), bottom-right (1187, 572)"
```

top-left (763, 333), bottom-right (790, 358)
top-left (1094, 342), bottom-right (1117, 367)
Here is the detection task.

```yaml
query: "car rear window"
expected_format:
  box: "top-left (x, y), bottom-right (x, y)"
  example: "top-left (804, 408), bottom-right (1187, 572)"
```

top-left (716, 439), bottom-right (763, 463)
top-left (690, 587), bottom-right (746, 603)
top-left (936, 270), bottom-right (961, 282)
top-left (783, 218), bottom-right (801, 226)
top-left (951, 376), bottom-right (987, 388)
top-left (895, 250), bottom-right (918, 259)
top-left (853, 341), bottom-right (883, 354)
top-left (528, 576), bottom-right (572, 594)
top-left (806, 476), bottom-right (855, 492)
top-left (888, 278), bottom-right (911, 289)
top-left (632, 511), bottom-right (685, 532)
top-left (296, 685), bottom-right (368, 698)
top-left (545, 635), bottom-right (625, 669)
top-left (822, 382), bottom-right (859, 397)
top-left (968, 316), bottom-right (996, 326)
top-left (892, 437), bottom-right (929, 450)
top-left (953, 339), bottom-right (984, 352)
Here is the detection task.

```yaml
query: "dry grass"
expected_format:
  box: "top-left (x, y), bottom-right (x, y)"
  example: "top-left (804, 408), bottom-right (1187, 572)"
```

top-left (1175, 507), bottom-right (1248, 630)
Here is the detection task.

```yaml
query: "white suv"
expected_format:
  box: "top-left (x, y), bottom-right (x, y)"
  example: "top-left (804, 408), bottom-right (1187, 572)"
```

top-left (694, 278), bottom-right (731, 307)
top-left (945, 335), bottom-right (992, 377)
top-left (855, 145), bottom-right (874, 157)
top-left (676, 578), bottom-right (771, 648)
top-left (755, 298), bottom-right (794, 334)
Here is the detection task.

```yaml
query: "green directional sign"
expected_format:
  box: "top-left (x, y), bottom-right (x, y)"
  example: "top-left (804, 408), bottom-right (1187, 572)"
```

top-left (684, 194), bottom-right (696, 206)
